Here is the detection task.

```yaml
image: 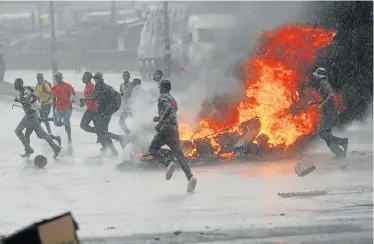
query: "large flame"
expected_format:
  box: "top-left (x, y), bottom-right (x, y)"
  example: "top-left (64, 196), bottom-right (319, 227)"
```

top-left (179, 24), bottom-right (337, 156)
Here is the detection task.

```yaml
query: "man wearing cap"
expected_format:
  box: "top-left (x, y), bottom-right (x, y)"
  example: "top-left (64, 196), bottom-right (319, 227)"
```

top-left (308, 67), bottom-right (349, 157)
top-left (35, 73), bottom-right (53, 134)
top-left (92, 72), bottom-right (127, 156)
top-left (51, 72), bottom-right (77, 144)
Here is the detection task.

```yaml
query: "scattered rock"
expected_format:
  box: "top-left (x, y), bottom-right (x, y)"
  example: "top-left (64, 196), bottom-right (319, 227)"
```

top-left (106, 226), bottom-right (116, 230)
top-left (200, 232), bottom-right (204, 235)
top-left (173, 230), bottom-right (182, 235)
top-left (350, 151), bottom-right (366, 156)
top-left (277, 190), bottom-right (327, 198)
top-left (280, 213), bottom-right (285, 216)
top-left (154, 237), bottom-right (160, 241)
top-left (205, 226), bottom-right (210, 229)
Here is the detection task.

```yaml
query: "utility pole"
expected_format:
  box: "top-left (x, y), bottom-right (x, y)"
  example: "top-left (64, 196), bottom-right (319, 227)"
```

top-left (163, 1), bottom-right (171, 79)
top-left (110, 1), bottom-right (116, 23)
top-left (50, 1), bottom-right (58, 84)
top-left (37, 2), bottom-right (43, 54)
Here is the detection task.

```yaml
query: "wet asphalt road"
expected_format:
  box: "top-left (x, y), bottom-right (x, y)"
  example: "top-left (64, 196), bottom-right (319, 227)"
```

top-left (0, 94), bottom-right (372, 243)
top-left (81, 151), bottom-right (373, 244)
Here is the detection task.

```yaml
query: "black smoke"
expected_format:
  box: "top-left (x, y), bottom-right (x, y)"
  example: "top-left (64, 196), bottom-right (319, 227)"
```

top-left (309, 1), bottom-right (373, 124)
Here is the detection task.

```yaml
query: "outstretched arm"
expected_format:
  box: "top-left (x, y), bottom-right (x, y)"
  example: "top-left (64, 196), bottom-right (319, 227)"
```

top-left (308, 100), bottom-right (323, 105)
top-left (158, 100), bottom-right (172, 124)
top-left (80, 97), bottom-right (94, 102)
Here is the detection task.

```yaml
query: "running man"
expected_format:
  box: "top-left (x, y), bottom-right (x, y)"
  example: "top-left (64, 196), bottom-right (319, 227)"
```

top-left (79, 72), bottom-right (100, 143)
top-left (308, 67), bottom-right (349, 157)
top-left (143, 79), bottom-right (197, 193)
top-left (14, 78), bottom-right (61, 158)
top-left (119, 71), bottom-right (133, 135)
top-left (51, 72), bottom-right (77, 144)
top-left (35, 73), bottom-right (53, 134)
top-left (92, 72), bottom-right (128, 156)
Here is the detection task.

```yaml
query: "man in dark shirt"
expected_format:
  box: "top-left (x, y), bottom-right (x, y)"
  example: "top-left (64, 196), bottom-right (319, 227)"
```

top-left (13, 78), bottom-right (61, 158)
top-left (143, 79), bottom-right (197, 193)
top-left (308, 67), bottom-right (349, 157)
top-left (92, 72), bottom-right (127, 156)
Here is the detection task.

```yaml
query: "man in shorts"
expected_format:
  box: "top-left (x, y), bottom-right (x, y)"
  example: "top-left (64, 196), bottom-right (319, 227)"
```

top-left (35, 73), bottom-right (53, 134)
top-left (51, 72), bottom-right (77, 144)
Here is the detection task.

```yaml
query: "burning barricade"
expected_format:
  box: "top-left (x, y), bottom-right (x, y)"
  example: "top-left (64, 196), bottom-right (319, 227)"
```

top-left (140, 23), bottom-right (339, 165)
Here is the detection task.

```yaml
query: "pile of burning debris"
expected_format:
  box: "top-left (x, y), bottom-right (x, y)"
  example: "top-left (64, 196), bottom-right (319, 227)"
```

top-left (141, 23), bottom-right (339, 165)
top-left (180, 117), bottom-right (318, 163)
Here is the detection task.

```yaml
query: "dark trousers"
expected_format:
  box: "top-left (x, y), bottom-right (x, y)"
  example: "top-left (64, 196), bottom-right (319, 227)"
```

top-left (80, 109), bottom-right (99, 134)
top-left (96, 112), bottom-right (122, 148)
top-left (15, 112), bottom-right (58, 151)
top-left (148, 127), bottom-right (193, 180)
top-left (24, 122), bottom-right (59, 146)
top-left (318, 110), bottom-right (346, 156)
top-left (40, 103), bottom-right (52, 134)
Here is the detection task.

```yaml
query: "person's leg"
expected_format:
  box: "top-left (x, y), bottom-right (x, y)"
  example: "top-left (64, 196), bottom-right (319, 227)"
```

top-left (15, 115), bottom-right (34, 155)
top-left (119, 111), bottom-right (131, 135)
top-left (98, 113), bottom-right (118, 155)
top-left (318, 112), bottom-right (347, 156)
top-left (147, 131), bottom-right (168, 166)
top-left (91, 111), bottom-right (102, 143)
top-left (31, 113), bottom-right (61, 157)
top-left (107, 111), bottom-right (128, 149)
top-left (41, 103), bottom-right (52, 134)
top-left (166, 129), bottom-right (193, 180)
top-left (25, 127), bottom-right (34, 146)
top-left (80, 110), bottom-right (96, 134)
top-left (167, 128), bottom-right (197, 192)
top-left (61, 110), bottom-right (73, 142)
top-left (38, 117), bottom-right (61, 146)
top-left (95, 113), bottom-right (106, 148)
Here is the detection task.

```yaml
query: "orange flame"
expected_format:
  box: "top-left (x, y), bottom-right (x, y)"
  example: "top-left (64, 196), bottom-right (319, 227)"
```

top-left (179, 23), bottom-right (337, 156)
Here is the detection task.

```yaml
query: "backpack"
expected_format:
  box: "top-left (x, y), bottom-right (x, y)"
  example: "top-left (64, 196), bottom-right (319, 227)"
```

top-left (36, 80), bottom-right (52, 94)
top-left (110, 86), bottom-right (122, 111)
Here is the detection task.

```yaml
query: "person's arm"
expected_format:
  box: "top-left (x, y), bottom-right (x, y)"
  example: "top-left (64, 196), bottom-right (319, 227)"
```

top-left (43, 82), bottom-right (52, 98)
top-left (68, 84), bottom-right (79, 103)
top-left (20, 88), bottom-right (36, 106)
top-left (119, 84), bottom-right (124, 96)
top-left (308, 100), bottom-right (323, 105)
top-left (51, 87), bottom-right (56, 114)
top-left (30, 93), bottom-right (38, 104)
top-left (71, 85), bottom-right (76, 96)
top-left (318, 79), bottom-right (335, 109)
top-left (80, 97), bottom-right (94, 102)
top-left (158, 100), bottom-right (172, 124)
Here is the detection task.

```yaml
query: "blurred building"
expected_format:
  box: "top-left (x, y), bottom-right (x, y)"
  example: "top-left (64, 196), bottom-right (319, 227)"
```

top-left (0, 1), bottom-right (148, 71)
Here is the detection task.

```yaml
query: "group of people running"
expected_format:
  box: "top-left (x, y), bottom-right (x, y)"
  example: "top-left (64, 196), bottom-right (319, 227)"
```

top-left (11, 65), bottom-right (348, 193)
top-left (13, 69), bottom-right (197, 192)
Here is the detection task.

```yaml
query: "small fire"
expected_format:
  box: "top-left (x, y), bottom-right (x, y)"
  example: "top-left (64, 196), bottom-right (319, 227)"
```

top-left (178, 23), bottom-right (337, 158)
